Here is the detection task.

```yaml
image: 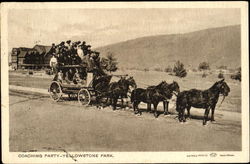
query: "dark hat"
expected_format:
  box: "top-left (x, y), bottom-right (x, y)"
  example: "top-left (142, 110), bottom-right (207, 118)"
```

top-left (66, 40), bottom-right (71, 44)
top-left (82, 41), bottom-right (86, 44)
top-left (52, 43), bottom-right (55, 46)
top-left (86, 45), bottom-right (91, 47)
top-left (60, 41), bottom-right (65, 45)
top-left (95, 51), bottom-right (100, 54)
top-left (76, 41), bottom-right (81, 45)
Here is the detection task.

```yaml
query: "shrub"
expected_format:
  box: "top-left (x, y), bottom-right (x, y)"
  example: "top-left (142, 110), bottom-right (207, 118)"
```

top-left (101, 52), bottom-right (118, 73)
top-left (218, 72), bottom-right (224, 79)
top-left (198, 62), bottom-right (210, 71)
top-left (173, 61), bottom-right (187, 78)
top-left (144, 68), bottom-right (149, 72)
top-left (202, 73), bottom-right (207, 78)
top-left (231, 67), bottom-right (241, 81)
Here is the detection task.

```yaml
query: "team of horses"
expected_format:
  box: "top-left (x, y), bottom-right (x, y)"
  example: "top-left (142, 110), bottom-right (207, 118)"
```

top-left (93, 76), bottom-right (230, 125)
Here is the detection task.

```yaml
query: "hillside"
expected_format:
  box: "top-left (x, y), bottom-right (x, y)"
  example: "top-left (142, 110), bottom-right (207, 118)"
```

top-left (96, 25), bottom-right (241, 70)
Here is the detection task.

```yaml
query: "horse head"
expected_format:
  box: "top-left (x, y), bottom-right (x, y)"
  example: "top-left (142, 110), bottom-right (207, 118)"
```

top-left (156, 81), bottom-right (167, 88)
top-left (217, 79), bottom-right (230, 96)
top-left (170, 81), bottom-right (180, 95)
top-left (126, 76), bottom-right (137, 89)
top-left (211, 79), bottom-right (230, 96)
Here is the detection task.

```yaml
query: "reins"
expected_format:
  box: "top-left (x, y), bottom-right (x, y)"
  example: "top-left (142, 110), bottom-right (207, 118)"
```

top-left (217, 95), bottom-right (226, 108)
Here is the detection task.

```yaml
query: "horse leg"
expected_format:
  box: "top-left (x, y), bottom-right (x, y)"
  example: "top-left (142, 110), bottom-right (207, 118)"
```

top-left (147, 103), bottom-right (151, 112)
top-left (121, 96), bottom-right (124, 108)
top-left (133, 101), bottom-right (141, 115)
top-left (133, 102), bottom-right (137, 114)
top-left (186, 106), bottom-right (191, 120)
top-left (178, 111), bottom-right (182, 122)
top-left (182, 109), bottom-right (186, 122)
top-left (105, 97), bottom-right (109, 105)
top-left (203, 108), bottom-right (210, 125)
top-left (153, 103), bottom-right (158, 118)
top-left (163, 101), bottom-right (169, 115)
top-left (124, 97), bottom-right (129, 109)
top-left (112, 96), bottom-right (118, 111)
top-left (211, 106), bottom-right (216, 122)
top-left (178, 109), bottom-right (184, 122)
top-left (96, 95), bottom-right (102, 109)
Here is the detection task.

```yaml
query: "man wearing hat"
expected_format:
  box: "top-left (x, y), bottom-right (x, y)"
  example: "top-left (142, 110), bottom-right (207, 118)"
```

top-left (81, 41), bottom-right (86, 46)
top-left (50, 55), bottom-right (58, 74)
top-left (66, 40), bottom-right (71, 50)
top-left (86, 45), bottom-right (92, 55)
top-left (60, 41), bottom-right (65, 46)
top-left (49, 43), bottom-right (56, 56)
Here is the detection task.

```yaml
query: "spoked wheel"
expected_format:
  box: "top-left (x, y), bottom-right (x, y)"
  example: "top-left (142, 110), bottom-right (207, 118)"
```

top-left (78, 89), bottom-right (91, 106)
top-left (49, 81), bottom-right (62, 102)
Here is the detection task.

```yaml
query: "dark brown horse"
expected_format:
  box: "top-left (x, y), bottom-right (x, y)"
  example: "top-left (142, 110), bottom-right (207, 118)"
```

top-left (146, 81), bottom-right (180, 115)
top-left (108, 76), bottom-right (137, 110)
top-left (131, 81), bottom-right (180, 118)
top-left (96, 76), bottom-right (137, 110)
top-left (176, 79), bottom-right (230, 125)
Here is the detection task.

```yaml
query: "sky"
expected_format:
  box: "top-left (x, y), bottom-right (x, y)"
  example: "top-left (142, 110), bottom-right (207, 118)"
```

top-left (8, 8), bottom-right (240, 50)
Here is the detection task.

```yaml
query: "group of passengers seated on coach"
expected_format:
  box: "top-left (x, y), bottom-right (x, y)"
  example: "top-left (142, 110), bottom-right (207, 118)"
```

top-left (54, 68), bottom-right (87, 85)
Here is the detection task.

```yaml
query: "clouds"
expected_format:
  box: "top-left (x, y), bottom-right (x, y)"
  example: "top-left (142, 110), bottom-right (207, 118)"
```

top-left (8, 8), bottom-right (240, 50)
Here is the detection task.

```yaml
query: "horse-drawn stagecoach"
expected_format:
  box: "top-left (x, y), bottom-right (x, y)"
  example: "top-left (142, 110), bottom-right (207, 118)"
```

top-left (48, 64), bottom-right (130, 107)
top-left (49, 65), bottom-right (93, 105)
top-left (48, 63), bottom-right (230, 125)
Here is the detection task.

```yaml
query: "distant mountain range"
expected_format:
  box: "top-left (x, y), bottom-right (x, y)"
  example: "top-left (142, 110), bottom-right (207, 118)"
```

top-left (96, 25), bottom-right (241, 70)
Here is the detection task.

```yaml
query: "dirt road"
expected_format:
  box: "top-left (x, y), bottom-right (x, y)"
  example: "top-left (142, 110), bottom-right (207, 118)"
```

top-left (9, 90), bottom-right (241, 152)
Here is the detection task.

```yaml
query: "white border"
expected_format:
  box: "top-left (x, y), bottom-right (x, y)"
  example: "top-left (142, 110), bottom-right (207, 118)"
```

top-left (1, 2), bottom-right (249, 163)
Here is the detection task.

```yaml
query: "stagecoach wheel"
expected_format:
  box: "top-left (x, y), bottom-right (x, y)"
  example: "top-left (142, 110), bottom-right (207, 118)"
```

top-left (49, 81), bottom-right (62, 102)
top-left (78, 89), bottom-right (91, 106)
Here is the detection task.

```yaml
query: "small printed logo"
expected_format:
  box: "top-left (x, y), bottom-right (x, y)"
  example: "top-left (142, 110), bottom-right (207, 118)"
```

top-left (210, 153), bottom-right (217, 157)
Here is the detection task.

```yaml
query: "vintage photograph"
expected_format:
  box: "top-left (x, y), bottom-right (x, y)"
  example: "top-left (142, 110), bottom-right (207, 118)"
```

top-left (1, 2), bottom-right (249, 163)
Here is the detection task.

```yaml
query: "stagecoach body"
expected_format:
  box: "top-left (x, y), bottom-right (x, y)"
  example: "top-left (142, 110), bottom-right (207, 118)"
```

top-left (48, 65), bottom-right (125, 106)
top-left (48, 65), bottom-right (97, 106)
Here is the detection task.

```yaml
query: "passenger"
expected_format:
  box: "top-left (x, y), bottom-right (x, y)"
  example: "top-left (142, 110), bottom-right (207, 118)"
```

top-left (80, 41), bottom-right (87, 55)
top-left (66, 40), bottom-right (72, 50)
top-left (73, 69), bottom-right (82, 84)
top-left (57, 70), bottom-right (63, 83)
top-left (65, 68), bottom-right (74, 84)
top-left (49, 43), bottom-right (56, 56)
top-left (49, 55), bottom-right (58, 74)
top-left (84, 45), bottom-right (91, 56)
top-left (77, 44), bottom-right (84, 61)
